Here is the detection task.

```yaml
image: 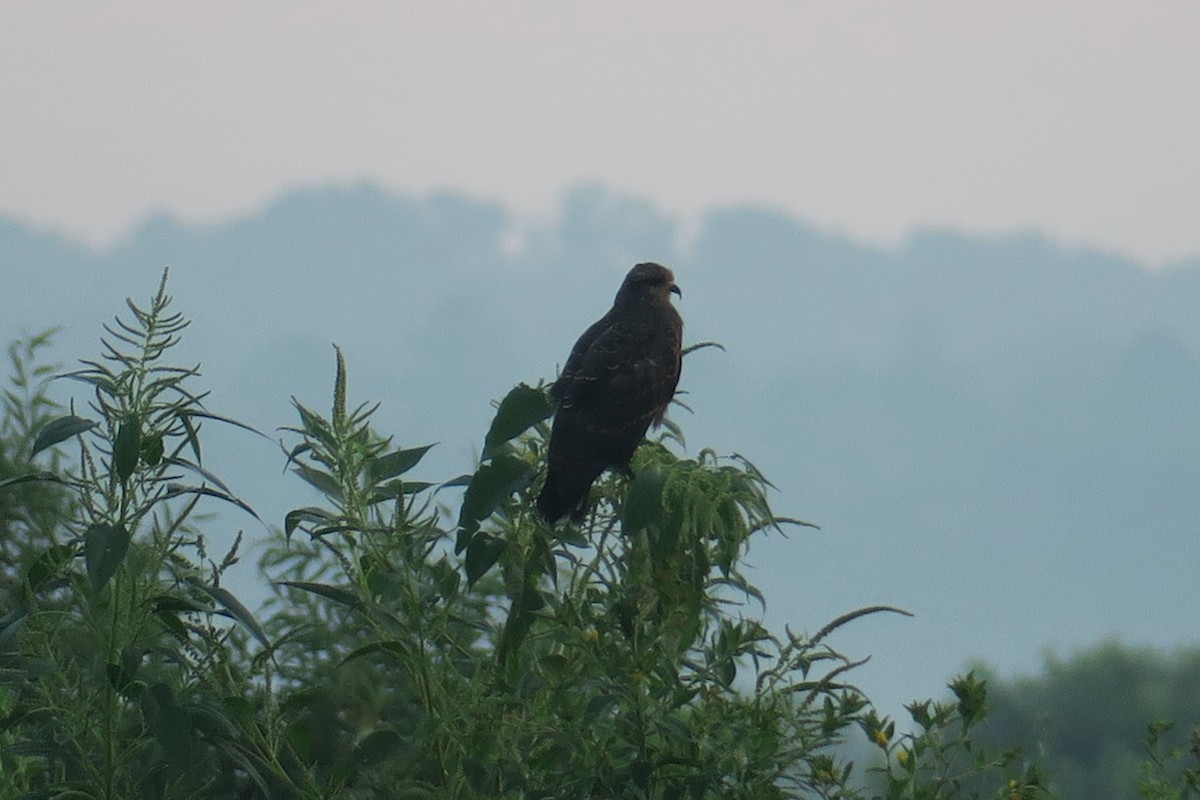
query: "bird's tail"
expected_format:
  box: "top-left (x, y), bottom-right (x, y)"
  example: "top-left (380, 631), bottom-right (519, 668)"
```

top-left (536, 462), bottom-right (604, 525)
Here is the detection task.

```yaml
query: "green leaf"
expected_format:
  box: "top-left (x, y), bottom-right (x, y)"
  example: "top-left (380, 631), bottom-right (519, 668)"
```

top-left (367, 443), bottom-right (436, 483)
top-left (149, 593), bottom-right (208, 614)
top-left (106, 646), bottom-right (141, 694)
top-left (906, 700), bottom-right (933, 730)
top-left (60, 365), bottom-right (119, 397)
top-left (178, 408), bottom-right (267, 439)
top-left (539, 653), bottom-right (569, 678)
top-left (276, 687), bottom-right (322, 716)
top-left (465, 534), bottom-right (506, 587)
top-left (162, 484), bottom-right (261, 521)
top-left (284, 441), bottom-right (313, 463)
top-left (290, 463), bottom-right (343, 499)
top-left (584, 693), bottom-right (617, 721)
top-left (433, 557), bottom-right (461, 599)
top-left (291, 398), bottom-right (335, 445)
top-left (141, 682), bottom-right (191, 772)
top-left (84, 523), bottom-right (130, 591)
top-left (0, 471), bottom-right (67, 492)
top-left (717, 655), bottom-right (736, 689)
top-left (114, 416), bottom-right (141, 480)
top-left (155, 609), bottom-right (190, 645)
top-left (213, 742), bottom-right (273, 799)
top-left (622, 466), bottom-right (667, 537)
top-left (309, 524), bottom-right (363, 538)
top-left (31, 415), bottom-right (95, 458)
top-left (188, 704), bottom-right (240, 741)
top-left (950, 671), bottom-right (988, 727)
top-left (369, 480), bottom-right (434, 503)
top-left (186, 577), bottom-right (271, 649)
top-left (222, 695), bottom-right (257, 727)
top-left (483, 383), bottom-right (555, 458)
top-left (518, 585), bottom-right (545, 612)
top-left (284, 506), bottom-right (334, 541)
top-left (24, 545), bottom-right (75, 593)
top-left (0, 606), bottom-right (29, 647)
top-left (341, 640), bottom-right (412, 667)
top-left (163, 456), bottom-right (232, 494)
top-left (440, 473), bottom-right (474, 489)
top-left (275, 580), bottom-right (362, 609)
top-left (455, 454), bottom-right (533, 552)
top-left (355, 729), bottom-right (410, 767)
top-left (179, 409), bottom-right (203, 463)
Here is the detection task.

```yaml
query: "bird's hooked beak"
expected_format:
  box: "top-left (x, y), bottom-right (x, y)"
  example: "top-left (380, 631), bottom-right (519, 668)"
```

top-left (669, 282), bottom-right (682, 298)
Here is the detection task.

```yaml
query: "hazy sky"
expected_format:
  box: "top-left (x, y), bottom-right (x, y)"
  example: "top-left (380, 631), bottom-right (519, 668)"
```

top-left (2, 3), bottom-right (1199, 266)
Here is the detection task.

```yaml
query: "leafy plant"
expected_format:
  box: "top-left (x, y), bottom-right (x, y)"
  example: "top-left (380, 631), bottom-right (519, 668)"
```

top-left (258, 345), bottom-right (488, 797)
top-left (0, 271), bottom-right (1111, 799)
top-left (0, 329), bottom-right (76, 600)
top-left (971, 641), bottom-right (1200, 800)
top-left (0, 270), bottom-right (275, 798)
top-left (866, 672), bottom-right (1051, 799)
top-left (1139, 721), bottom-right (1200, 800)
top-left (258, 349), bottom-right (913, 797)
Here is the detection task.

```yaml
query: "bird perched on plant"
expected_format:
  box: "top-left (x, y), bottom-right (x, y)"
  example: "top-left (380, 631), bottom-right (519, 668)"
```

top-left (536, 262), bottom-right (683, 524)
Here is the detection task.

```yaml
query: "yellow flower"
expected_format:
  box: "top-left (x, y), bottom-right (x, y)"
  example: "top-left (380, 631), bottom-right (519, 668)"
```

top-left (897, 749), bottom-right (910, 768)
top-left (585, 628), bottom-right (599, 643)
top-left (874, 729), bottom-right (889, 747)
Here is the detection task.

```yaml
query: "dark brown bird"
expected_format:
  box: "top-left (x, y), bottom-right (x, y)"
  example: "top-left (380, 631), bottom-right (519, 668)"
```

top-left (537, 262), bottom-right (683, 524)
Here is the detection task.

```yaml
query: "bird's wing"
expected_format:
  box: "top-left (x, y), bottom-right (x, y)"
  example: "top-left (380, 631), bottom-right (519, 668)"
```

top-left (550, 310), bottom-right (619, 407)
top-left (555, 314), bottom-right (678, 429)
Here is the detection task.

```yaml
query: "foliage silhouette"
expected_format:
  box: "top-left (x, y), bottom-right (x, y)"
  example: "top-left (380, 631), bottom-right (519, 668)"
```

top-left (973, 641), bottom-right (1200, 800)
top-left (3, 271), bottom-right (1166, 798)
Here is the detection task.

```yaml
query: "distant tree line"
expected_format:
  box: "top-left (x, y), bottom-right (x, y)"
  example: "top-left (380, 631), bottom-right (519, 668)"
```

top-left (974, 641), bottom-right (1200, 800)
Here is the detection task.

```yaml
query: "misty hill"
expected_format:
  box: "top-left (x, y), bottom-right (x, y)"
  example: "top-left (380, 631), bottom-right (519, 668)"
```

top-left (4, 183), bottom-right (1199, 716)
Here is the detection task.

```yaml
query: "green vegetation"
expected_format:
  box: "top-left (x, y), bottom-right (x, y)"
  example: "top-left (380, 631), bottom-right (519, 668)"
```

top-left (0, 271), bottom-right (1195, 798)
top-left (975, 642), bottom-right (1200, 800)
top-left (0, 329), bottom-right (76, 602)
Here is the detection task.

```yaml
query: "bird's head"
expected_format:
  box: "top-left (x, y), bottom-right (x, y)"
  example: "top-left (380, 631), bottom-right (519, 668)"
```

top-left (617, 262), bottom-right (681, 304)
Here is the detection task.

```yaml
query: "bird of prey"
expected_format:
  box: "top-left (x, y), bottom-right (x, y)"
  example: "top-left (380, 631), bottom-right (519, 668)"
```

top-left (537, 262), bottom-right (683, 524)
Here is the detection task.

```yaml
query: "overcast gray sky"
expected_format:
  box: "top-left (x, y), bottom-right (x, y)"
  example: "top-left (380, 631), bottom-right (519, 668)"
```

top-left (2, 2), bottom-right (1198, 266)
